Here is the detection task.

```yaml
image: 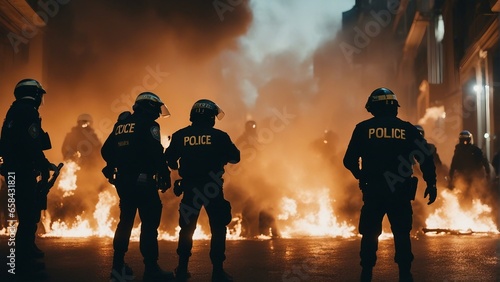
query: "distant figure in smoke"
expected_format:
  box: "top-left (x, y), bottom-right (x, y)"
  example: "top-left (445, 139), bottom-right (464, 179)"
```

top-left (50, 113), bottom-right (105, 230)
top-left (62, 113), bottom-right (102, 168)
top-left (165, 99), bottom-right (240, 282)
top-left (343, 88), bottom-right (437, 282)
top-left (234, 120), bottom-right (262, 238)
top-left (0, 79), bottom-right (60, 279)
top-left (101, 92), bottom-right (174, 282)
top-left (232, 119), bottom-right (280, 239)
top-left (414, 125), bottom-right (443, 167)
top-left (310, 128), bottom-right (344, 179)
top-left (258, 207), bottom-right (280, 238)
top-left (414, 125), bottom-right (448, 186)
top-left (235, 120), bottom-right (259, 150)
top-left (448, 130), bottom-right (491, 200)
top-left (311, 129), bottom-right (340, 164)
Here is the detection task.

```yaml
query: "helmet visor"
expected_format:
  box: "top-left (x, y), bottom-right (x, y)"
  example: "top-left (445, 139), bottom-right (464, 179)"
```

top-left (192, 100), bottom-right (225, 120)
top-left (136, 92), bottom-right (170, 118)
top-left (160, 104), bottom-right (170, 118)
top-left (215, 106), bottom-right (225, 120)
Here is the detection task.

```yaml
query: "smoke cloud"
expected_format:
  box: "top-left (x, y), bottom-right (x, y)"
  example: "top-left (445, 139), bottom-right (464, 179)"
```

top-left (4, 1), bottom-right (489, 237)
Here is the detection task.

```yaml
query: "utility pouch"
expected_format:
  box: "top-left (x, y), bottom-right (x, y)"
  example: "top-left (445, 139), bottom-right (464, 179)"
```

top-left (102, 166), bottom-right (117, 184)
top-left (137, 173), bottom-right (152, 187)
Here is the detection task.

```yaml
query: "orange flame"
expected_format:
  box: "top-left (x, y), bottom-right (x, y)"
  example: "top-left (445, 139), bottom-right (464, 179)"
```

top-left (278, 188), bottom-right (356, 238)
top-left (57, 160), bottom-right (80, 197)
top-left (425, 189), bottom-right (499, 234)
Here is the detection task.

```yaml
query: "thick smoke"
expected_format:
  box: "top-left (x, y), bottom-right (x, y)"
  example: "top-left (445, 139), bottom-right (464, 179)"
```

top-left (30, 0), bottom-right (380, 237)
top-left (4, 1), bottom-right (490, 237)
top-left (3, 0), bottom-right (254, 234)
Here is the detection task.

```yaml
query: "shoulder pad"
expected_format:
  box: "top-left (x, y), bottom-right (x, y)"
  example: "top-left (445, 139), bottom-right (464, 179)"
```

top-left (118, 111), bottom-right (132, 121)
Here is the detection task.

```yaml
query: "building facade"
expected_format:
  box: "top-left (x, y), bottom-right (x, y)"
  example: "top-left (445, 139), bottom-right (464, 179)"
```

top-left (318, 0), bottom-right (500, 164)
top-left (0, 1), bottom-right (46, 110)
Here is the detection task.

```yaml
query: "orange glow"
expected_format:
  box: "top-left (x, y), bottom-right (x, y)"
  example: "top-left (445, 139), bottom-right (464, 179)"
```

top-left (425, 189), bottom-right (499, 234)
top-left (40, 160), bottom-right (245, 240)
top-left (57, 160), bottom-right (80, 197)
top-left (278, 188), bottom-right (356, 238)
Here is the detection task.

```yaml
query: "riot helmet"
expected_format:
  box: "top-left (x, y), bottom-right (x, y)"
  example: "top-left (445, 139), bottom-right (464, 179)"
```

top-left (77, 113), bottom-right (93, 128)
top-left (459, 130), bottom-right (473, 145)
top-left (14, 78), bottom-right (46, 108)
top-left (365, 87), bottom-right (400, 116)
top-left (190, 99), bottom-right (224, 126)
top-left (415, 125), bottom-right (425, 137)
top-left (132, 92), bottom-right (170, 119)
top-left (245, 120), bottom-right (257, 132)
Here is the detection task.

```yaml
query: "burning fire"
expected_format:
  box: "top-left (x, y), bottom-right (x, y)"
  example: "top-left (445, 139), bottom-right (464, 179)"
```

top-left (40, 161), bottom-right (244, 240)
top-left (40, 157), bottom-right (359, 240)
top-left (57, 160), bottom-right (80, 197)
top-left (43, 190), bottom-right (116, 237)
top-left (3, 159), bottom-right (497, 241)
top-left (425, 189), bottom-right (499, 234)
top-left (278, 188), bottom-right (356, 238)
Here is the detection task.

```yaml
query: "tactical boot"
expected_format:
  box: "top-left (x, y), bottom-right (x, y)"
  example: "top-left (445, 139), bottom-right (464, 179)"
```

top-left (399, 272), bottom-right (414, 282)
top-left (175, 256), bottom-right (191, 281)
top-left (110, 263), bottom-right (135, 282)
top-left (143, 264), bottom-right (175, 282)
top-left (398, 264), bottom-right (413, 282)
top-left (17, 258), bottom-right (45, 272)
top-left (17, 259), bottom-right (48, 281)
top-left (360, 267), bottom-right (372, 282)
top-left (211, 269), bottom-right (234, 282)
top-left (29, 243), bottom-right (45, 259)
top-left (32, 243), bottom-right (45, 259)
top-left (174, 267), bottom-right (192, 282)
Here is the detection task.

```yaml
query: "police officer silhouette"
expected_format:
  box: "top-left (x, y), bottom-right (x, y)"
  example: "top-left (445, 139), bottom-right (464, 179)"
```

top-left (414, 124), bottom-right (449, 187)
top-left (62, 113), bottom-right (102, 167)
top-left (101, 92), bottom-right (174, 282)
top-left (343, 87), bottom-right (437, 282)
top-left (55, 113), bottom-right (105, 229)
top-left (448, 130), bottom-right (491, 189)
top-left (0, 79), bottom-right (59, 279)
top-left (165, 99), bottom-right (240, 282)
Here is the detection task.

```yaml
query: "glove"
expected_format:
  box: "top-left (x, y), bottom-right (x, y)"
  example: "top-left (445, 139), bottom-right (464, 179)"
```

top-left (157, 171), bottom-right (171, 193)
top-left (37, 159), bottom-right (51, 184)
top-left (173, 179), bottom-right (183, 197)
top-left (102, 165), bottom-right (116, 184)
top-left (424, 184), bottom-right (437, 205)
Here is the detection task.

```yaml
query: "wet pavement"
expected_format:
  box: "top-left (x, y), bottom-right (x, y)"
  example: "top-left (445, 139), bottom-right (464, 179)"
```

top-left (0, 234), bottom-right (499, 282)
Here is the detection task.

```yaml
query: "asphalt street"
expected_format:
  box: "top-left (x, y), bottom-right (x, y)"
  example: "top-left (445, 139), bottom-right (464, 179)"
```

top-left (0, 234), bottom-right (499, 282)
